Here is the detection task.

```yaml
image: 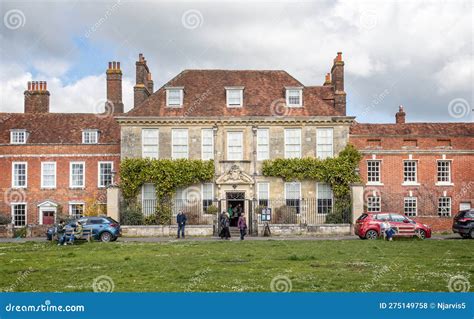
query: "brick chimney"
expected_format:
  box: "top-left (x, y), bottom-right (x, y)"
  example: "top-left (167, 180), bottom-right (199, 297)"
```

top-left (134, 53), bottom-right (153, 107)
top-left (24, 81), bottom-right (50, 113)
top-left (396, 105), bottom-right (406, 124)
top-left (330, 52), bottom-right (346, 115)
top-left (323, 73), bottom-right (331, 86)
top-left (106, 61), bottom-right (124, 113)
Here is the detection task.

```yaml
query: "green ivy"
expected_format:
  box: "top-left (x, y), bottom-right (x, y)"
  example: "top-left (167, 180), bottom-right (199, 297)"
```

top-left (262, 144), bottom-right (362, 198)
top-left (119, 158), bottom-right (215, 224)
top-left (262, 144), bottom-right (362, 222)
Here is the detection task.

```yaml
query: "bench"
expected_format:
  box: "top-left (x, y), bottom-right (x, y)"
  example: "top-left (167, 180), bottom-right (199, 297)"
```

top-left (58, 228), bottom-right (93, 242)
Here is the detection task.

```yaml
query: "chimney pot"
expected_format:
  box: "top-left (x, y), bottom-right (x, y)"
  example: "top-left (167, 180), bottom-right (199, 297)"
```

top-left (108, 62), bottom-right (112, 69)
top-left (27, 81), bottom-right (31, 90)
top-left (112, 61), bottom-right (116, 69)
top-left (117, 62), bottom-right (120, 69)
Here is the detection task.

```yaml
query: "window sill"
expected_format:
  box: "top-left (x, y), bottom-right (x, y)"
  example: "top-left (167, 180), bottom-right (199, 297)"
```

top-left (166, 105), bottom-right (183, 108)
top-left (366, 182), bottom-right (384, 186)
top-left (11, 186), bottom-right (27, 189)
top-left (69, 187), bottom-right (85, 190)
top-left (401, 182), bottom-right (420, 186)
top-left (435, 182), bottom-right (454, 186)
top-left (286, 105), bottom-right (303, 108)
top-left (40, 187), bottom-right (56, 190)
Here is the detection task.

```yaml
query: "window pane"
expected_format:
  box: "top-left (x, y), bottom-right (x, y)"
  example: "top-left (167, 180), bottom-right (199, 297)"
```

top-left (437, 161), bottom-right (451, 183)
top-left (70, 204), bottom-right (84, 219)
top-left (227, 89), bottom-right (242, 106)
top-left (71, 163), bottom-right (84, 187)
top-left (257, 129), bottom-right (269, 160)
top-left (438, 197), bottom-right (451, 216)
top-left (227, 132), bottom-right (243, 160)
top-left (142, 129), bottom-right (159, 158)
top-left (404, 197), bottom-right (417, 217)
top-left (13, 163), bottom-right (27, 187)
top-left (167, 89), bottom-right (182, 106)
top-left (201, 129), bottom-right (214, 160)
top-left (41, 163), bottom-right (56, 188)
top-left (284, 129), bottom-right (301, 158)
top-left (287, 89), bottom-right (301, 106)
top-left (317, 183), bottom-right (333, 214)
top-left (317, 128), bottom-right (333, 159)
top-left (13, 204), bottom-right (26, 226)
top-left (403, 161), bottom-right (417, 182)
top-left (367, 196), bottom-right (381, 212)
top-left (367, 160), bottom-right (380, 183)
top-left (172, 129), bottom-right (188, 159)
top-left (99, 162), bottom-right (113, 187)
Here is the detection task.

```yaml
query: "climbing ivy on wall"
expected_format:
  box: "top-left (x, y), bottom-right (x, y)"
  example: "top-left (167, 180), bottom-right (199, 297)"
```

top-left (119, 159), bottom-right (214, 224)
top-left (262, 144), bottom-right (362, 223)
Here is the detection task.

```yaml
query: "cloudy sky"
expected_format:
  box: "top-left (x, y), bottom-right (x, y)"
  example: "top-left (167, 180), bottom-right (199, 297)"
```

top-left (0, 0), bottom-right (472, 123)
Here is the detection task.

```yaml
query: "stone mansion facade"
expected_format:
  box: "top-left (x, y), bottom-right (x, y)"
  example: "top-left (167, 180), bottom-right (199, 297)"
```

top-left (0, 52), bottom-right (472, 231)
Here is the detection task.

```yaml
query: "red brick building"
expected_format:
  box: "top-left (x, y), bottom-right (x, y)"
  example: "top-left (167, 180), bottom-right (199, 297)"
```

top-left (0, 63), bottom-right (122, 227)
top-left (350, 106), bottom-right (474, 231)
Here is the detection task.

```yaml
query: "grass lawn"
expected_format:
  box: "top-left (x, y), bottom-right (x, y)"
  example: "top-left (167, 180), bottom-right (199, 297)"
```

top-left (0, 239), bottom-right (472, 292)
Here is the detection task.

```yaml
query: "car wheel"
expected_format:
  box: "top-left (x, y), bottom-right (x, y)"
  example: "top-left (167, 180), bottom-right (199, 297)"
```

top-left (100, 232), bottom-right (112, 242)
top-left (365, 230), bottom-right (378, 240)
top-left (468, 229), bottom-right (473, 239)
top-left (416, 229), bottom-right (426, 240)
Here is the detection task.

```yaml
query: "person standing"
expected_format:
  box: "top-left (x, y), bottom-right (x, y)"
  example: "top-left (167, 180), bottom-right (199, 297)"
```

top-left (237, 215), bottom-right (247, 240)
top-left (177, 210), bottom-right (187, 239)
top-left (223, 212), bottom-right (231, 240)
top-left (219, 211), bottom-right (226, 239)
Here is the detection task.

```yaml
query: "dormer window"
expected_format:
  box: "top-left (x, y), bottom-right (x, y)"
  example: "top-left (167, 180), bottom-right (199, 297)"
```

top-left (226, 87), bottom-right (244, 107)
top-left (82, 129), bottom-right (98, 144)
top-left (10, 130), bottom-right (27, 144)
top-left (166, 87), bottom-right (184, 107)
top-left (286, 87), bottom-right (303, 107)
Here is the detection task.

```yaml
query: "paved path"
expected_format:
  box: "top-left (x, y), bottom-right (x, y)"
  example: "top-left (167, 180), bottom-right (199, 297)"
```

top-left (0, 234), bottom-right (462, 243)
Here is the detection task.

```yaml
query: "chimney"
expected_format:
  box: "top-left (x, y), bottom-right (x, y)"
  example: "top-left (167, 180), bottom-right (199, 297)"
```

top-left (323, 73), bottom-right (331, 86)
top-left (106, 61), bottom-right (124, 114)
top-left (24, 81), bottom-right (50, 113)
top-left (330, 52), bottom-right (346, 115)
top-left (396, 105), bottom-right (406, 124)
top-left (134, 53), bottom-right (153, 107)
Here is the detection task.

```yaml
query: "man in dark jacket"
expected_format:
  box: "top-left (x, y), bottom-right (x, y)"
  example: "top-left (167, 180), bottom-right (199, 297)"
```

top-left (176, 210), bottom-right (187, 239)
top-left (57, 220), bottom-right (66, 246)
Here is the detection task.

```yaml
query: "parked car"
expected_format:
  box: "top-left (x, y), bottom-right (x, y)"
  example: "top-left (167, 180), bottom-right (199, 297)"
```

top-left (46, 216), bottom-right (121, 242)
top-left (354, 212), bottom-right (432, 240)
top-left (452, 209), bottom-right (474, 239)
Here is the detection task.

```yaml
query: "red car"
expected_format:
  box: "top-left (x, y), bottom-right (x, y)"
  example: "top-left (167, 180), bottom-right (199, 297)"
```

top-left (354, 212), bottom-right (432, 240)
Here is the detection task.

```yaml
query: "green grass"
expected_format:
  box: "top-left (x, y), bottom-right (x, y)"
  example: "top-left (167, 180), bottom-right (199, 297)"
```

top-left (0, 239), bottom-right (472, 292)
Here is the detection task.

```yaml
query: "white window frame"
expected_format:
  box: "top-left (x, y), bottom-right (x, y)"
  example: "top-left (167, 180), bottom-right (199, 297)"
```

top-left (201, 129), bottom-right (214, 160)
top-left (11, 203), bottom-right (27, 227)
top-left (285, 87), bottom-right (303, 107)
top-left (41, 162), bottom-right (56, 189)
top-left (166, 87), bottom-right (184, 107)
top-left (257, 128), bottom-right (270, 161)
top-left (402, 160), bottom-right (418, 185)
top-left (316, 127), bottom-right (334, 159)
top-left (227, 131), bottom-right (243, 160)
top-left (142, 128), bottom-right (159, 159)
top-left (284, 128), bottom-right (301, 159)
top-left (12, 162), bottom-right (27, 188)
top-left (317, 183), bottom-right (334, 214)
top-left (367, 160), bottom-right (382, 184)
top-left (69, 202), bottom-right (85, 219)
top-left (98, 161), bottom-right (114, 188)
top-left (171, 128), bottom-right (189, 159)
top-left (438, 197), bottom-right (452, 217)
top-left (436, 160), bottom-right (452, 185)
top-left (404, 197), bottom-right (417, 217)
top-left (284, 182), bottom-right (301, 214)
top-left (10, 129), bottom-right (27, 144)
top-left (367, 196), bottom-right (381, 212)
top-left (225, 87), bottom-right (244, 107)
top-left (257, 182), bottom-right (270, 206)
top-left (201, 183), bottom-right (214, 213)
top-left (82, 130), bottom-right (99, 144)
top-left (69, 162), bottom-right (85, 188)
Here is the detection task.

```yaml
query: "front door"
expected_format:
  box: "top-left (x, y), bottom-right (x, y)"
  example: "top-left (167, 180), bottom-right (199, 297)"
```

top-left (226, 192), bottom-right (245, 227)
top-left (42, 211), bottom-right (55, 225)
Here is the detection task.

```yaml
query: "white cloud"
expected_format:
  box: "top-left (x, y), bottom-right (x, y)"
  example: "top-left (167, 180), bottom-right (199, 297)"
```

top-left (435, 55), bottom-right (473, 94)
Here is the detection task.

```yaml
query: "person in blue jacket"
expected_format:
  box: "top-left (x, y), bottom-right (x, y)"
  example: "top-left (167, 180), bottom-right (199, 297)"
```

top-left (176, 210), bottom-right (187, 239)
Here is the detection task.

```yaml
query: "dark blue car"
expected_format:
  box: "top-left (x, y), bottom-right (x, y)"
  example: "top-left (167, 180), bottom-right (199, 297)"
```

top-left (47, 216), bottom-right (121, 242)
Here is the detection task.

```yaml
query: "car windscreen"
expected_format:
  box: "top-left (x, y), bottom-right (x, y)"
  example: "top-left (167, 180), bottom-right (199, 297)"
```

top-left (106, 217), bottom-right (118, 224)
top-left (357, 214), bottom-right (368, 221)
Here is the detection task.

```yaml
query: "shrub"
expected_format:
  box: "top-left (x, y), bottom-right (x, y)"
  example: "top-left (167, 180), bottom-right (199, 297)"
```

top-left (205, 205), bottom-right (218, 215)
top-left (120, 204), bottom-right (144, 225)
top-left (0, 214), bottom-right (12, 225)
top-left (144, 214), bottom-right (158, 225)
top-left (14, 227), bottom-right (27, 238)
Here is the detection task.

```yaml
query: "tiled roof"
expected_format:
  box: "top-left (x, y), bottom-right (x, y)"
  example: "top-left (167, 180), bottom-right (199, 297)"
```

top-left (0, 113), bottom-right (120, 144)
top-left (125, 69), bottom-right (342, 117)
top-left (350, 122), bottom-right (474, 136)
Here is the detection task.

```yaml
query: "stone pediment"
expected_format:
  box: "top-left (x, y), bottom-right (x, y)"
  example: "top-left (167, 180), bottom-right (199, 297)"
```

top-left (216, 164), bottom-right (254, 185)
